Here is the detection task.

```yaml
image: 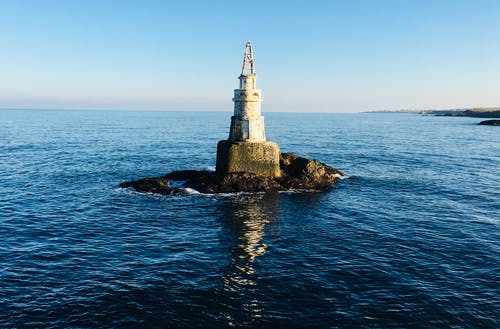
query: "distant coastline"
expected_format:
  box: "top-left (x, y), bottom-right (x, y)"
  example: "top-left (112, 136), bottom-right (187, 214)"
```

top-left (368, 107), bottom-right (500, 118)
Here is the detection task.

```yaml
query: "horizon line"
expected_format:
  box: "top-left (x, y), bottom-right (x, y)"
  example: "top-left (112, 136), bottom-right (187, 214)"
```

top-left (0, 107), bottom-right (367, 114)
top-left (1, 106), bottom-right (492, 114)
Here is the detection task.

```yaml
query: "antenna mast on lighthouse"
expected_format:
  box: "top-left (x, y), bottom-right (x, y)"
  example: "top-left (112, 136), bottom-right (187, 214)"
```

top-left (241, 41), bottom-right (255, 75)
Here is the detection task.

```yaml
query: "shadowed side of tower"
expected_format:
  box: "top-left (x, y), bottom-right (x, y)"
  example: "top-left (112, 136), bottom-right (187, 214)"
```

top-left (216, 41), bottom-right (281, 178)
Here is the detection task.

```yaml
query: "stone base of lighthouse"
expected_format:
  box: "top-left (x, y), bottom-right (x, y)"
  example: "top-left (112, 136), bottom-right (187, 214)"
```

top-left (216, 140), bottom-right (281, 178)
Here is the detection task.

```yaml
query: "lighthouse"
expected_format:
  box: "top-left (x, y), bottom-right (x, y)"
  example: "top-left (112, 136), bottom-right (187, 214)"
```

top-left (229, 41), bottom-right (265, 142)
top-left (216, 41), bottom-right (281, 178)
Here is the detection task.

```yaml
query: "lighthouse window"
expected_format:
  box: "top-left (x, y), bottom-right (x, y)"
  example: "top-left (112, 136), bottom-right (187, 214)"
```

top-left (253, 92), bottom-right (259, 96)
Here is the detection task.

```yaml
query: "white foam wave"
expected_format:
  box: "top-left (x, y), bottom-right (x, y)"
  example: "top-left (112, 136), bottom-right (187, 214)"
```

top-left (184, 188), bottom-right (201, 194)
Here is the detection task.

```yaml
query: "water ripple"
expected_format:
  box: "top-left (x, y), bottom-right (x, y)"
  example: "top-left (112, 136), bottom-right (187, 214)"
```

top-left (0, 110), bottom-right (498, 328)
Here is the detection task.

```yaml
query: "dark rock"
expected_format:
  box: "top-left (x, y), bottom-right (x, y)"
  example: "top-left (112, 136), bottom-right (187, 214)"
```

top-left (479, 120), bottom-right (500, 126)
top-left (220, 172), bottom-right (282, 192)
top-left (279, 153), bottom-right (343, 190)
top-left (164, 170), bottom-right (211, 180)
top-left (119, 177), bottom-right (185, 195)
top-left (183, 171), bottom-right (218, 193)
top-left (175, 171), bottom-right (281, 194)
top-left (120, 153), bottom-right (345, 194)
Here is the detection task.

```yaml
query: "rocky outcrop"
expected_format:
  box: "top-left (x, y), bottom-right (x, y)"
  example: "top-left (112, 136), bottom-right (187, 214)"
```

top-left (479, 120), bottom-right (500, 126)
top-left (278, 153), bottom-right (343, 189)
top-left (427, 109), bottom-right (500, 118)
top-left (119, 177), bottom-right (185, 195)
top-left (186, 171), bottom-right (282, 193)
top-left (119, 153), bottom-right (345, 194)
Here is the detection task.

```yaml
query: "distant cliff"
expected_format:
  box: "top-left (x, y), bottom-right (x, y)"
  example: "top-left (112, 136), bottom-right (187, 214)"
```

top-left (428, 108), bottom-right (500, 118)
top-left (369, 107), bottom-right (500, 118)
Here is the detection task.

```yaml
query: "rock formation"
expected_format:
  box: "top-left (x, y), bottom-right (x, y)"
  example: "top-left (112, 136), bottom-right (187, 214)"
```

top-left (479, 119), bottom-right (500, 126)
top-left (120, 153), bottom-right (345, 195)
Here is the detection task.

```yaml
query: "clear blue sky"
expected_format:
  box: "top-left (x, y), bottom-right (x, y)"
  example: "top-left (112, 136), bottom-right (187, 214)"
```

top-left (1, 0), bottom-right (499, 112)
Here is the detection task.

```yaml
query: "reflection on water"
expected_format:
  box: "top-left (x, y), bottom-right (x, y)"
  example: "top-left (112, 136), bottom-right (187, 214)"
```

top-left (217, 193), bottom-right (282, 326)
top-left (216, 192), bottom-right (327, 326)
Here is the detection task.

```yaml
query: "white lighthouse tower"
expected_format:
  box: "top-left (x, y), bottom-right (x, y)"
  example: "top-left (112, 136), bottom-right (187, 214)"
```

top-left (216, 41), bottom-right (281, 178)
top-left (229, 41), bottom-right (266, 142)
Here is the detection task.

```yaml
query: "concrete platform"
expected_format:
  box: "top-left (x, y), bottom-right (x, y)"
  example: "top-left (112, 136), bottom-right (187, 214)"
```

top-left (216, 140), bottom-right (281, 178)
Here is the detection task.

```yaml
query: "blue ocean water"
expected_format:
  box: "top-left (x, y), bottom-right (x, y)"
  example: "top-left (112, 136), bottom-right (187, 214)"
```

top-left (0, 109), bottom-right (498, 328)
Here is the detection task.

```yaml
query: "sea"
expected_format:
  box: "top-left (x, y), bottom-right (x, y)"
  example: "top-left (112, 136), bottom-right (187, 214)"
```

top-left (0, 109), bottom-right (498, 328)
